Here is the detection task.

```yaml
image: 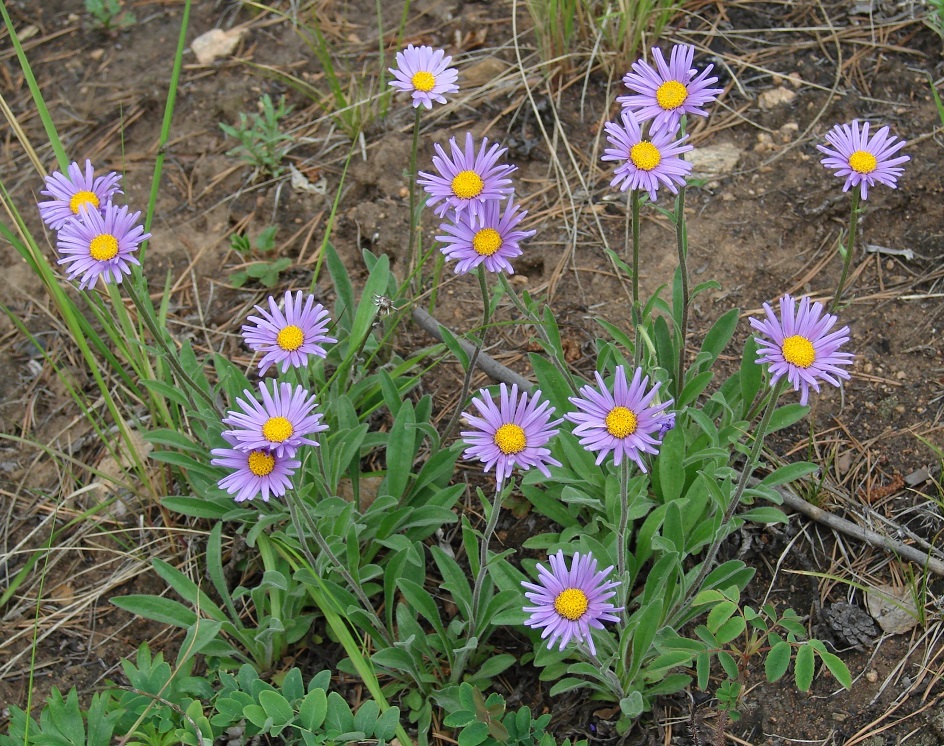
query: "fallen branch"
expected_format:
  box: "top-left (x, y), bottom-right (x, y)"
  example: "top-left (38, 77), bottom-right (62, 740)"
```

top-left (776, 487), bottom-right (944, 577)
top-left (411, 307), bottom-right (533, 391)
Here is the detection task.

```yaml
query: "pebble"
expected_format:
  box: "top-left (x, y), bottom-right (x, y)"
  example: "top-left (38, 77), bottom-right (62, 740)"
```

top-left (866, 669), bottom-right (879, 683)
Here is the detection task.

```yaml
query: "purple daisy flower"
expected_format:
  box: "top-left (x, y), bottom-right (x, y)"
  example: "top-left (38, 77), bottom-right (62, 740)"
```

top-left (222, 381), bottom-right (327, 458)
top-left (461, 383), bottom-right (563, 486)
top-left (816, 121), bottom-right (909, 200)
top-left (55, 202), bottom-right (149, 290)
top-left (38, 159), bottom-right (123, 230)
top-left (750, 294), bottom-right (854, 406)
top-left (566, 365), bottom-right (674, 471)
top-left (417, 132), bottom-right (516, 220)
top-left (388, 44), bottom-right (459, 109)
top-left (241, 290), bottom-right (337, 374)
top-left (210, 433), bottom-right (301, 503)
top-left (436, 198), bottom-right (536, 274)
top-left (522, 550), bottom-right (622, 656)
top-left (617, 43), bottom-right (724, 136)
top-left (602, 109), bottom-right (693, 201)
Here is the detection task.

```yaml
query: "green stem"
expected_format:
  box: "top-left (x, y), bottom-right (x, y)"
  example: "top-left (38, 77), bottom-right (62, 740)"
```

top-left (630, 188), bottom-right (640, 309)
top-left (616, 457), bottom-right (631, 621)
top-left (451, 481), bottom-right (508, 683)
top-left (124, 281), bottom-right (220, 415)
top-left (630, 189), bottom-right (642, 366)
top-left (675, 184), bottom-right (689, 397)
top-left (407, 107), bottom-right (422, 292)
top-left (671, 378), bottom-right (788, 625)
top-left (441, 266), bottom-right (491, 443)
top-left (830, 189), bottom-right (861, 313)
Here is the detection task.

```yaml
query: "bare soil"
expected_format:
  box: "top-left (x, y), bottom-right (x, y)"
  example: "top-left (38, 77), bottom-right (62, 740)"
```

top-left (1, 0), bottom-right (944, 742)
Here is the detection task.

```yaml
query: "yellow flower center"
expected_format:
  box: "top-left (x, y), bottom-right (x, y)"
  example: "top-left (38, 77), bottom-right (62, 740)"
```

top-left (493, 423), bottom-right (526, 455)
top-left (781, 335), bottom-right (816, 368)
top-left (276, 324), bottom-right (304, 351)
top-left (261, 416), bottom-right (293, 443)
top-left (411, 71), bottom-right (436, 92)
top-left (70, 190), bottom-right (100, 215)
top-left (89, 233), bottom-right (119, 261)
top-left (554, 587), bottom-right (589, 621)
top-left (656, 80), bottom-right (688, 110)
top-left (605, 406), bottom-right (638, 438)
top-left (247, 450), bottom-right (276, 477)
top-left (629, 141), bottom-right (662, 171)
top-left (472, 228), bottom-right (503, 256)
top-left (848, 150), bottom-right (877, 174)
top-left (451, 170), bottom-right (485, 200)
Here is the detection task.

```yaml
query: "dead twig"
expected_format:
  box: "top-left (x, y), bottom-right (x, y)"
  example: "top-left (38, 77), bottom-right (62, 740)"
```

top-left (774, 485), bottom-right (944, 577)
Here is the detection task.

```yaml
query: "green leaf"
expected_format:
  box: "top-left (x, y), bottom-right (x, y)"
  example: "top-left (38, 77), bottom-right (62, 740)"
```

top-left (374, 706), bottom-right (401, 740)
top-left (111, 595), bottom-right (197, 628)
top-left (706, 601), bottom-right (738, 635)
top-left (350, 254), bottom-right (389, 349)
top-left (352, 700), bottom-right (379, 734)
top-left (161, 495), bottom-right (231, 519)
top-left (768, 403), bottom-right (810, 433)
top-left (738, 506), bottom-right (789, 524)
top-left (816, 648), bottom-right (852, 689)
top-left (259, 690), bottom-right (295, 726)
top-left (760, 460), bottom-right (819, 486)
top-left (439, 324), bottom-right (471, 369)
top-left (765, 641), bottom-right (792, 682)
top-left (714, 615), bottom-right (747, 645)
top-left (457, 721), bottom-right (489, 746)
top-left (699, 308), bottom-right (739, 363)
top-left (677, 370), bottom-right (713, 409)
top-left (398, 578), bottom-right (446, 639)
top-left (656, 427), bottom-right (685, 502)
top-left (794, 643), bottom-right (815, 691)
top-left (618, 691), bottom-right (644, 719)
top-left (739, 335), bottom-right (761, 415)
top-left (530, 354), bottom-right (572, 414)
top-left (384, 401), bottom-right (415, 499)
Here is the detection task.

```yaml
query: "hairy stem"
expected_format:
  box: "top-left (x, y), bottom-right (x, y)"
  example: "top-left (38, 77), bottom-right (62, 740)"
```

top-left (617, 457), bottom-right (631, 622)
top-left (830, 189), bottom-right (861, 313)
top-left (407, 107), bottom-right (422, 292)
top-left (451, 481), bottom-right (507, 682)
top-left (675, 184), bottom-right (689, 397)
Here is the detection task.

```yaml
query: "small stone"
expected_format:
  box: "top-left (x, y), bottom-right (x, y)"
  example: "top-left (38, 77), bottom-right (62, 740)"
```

top-left (866, 584), bottom-right (920, 635)
top-left (894, 405), bottom-right (905, 413)
top-left (398, 186), bottom-right (409, 199)
top-left (758, 86), bottom-right (797, 109)
top-left (191, 27), bottom-right (247, 65)
top-left (886, 259), bottom-right (895, 270)
top-left (896, 370), bottom-right (906, 380)
top-left (687, 142), bottom-right (742, 177)
top-left (753, 133), bottom-right (774, 153)
top-left (866, 669), bottom-right (879, 683)
top-left (832, 712), bottom-right (848, 722)
top-left (864, 362), bottom-right (874, 373)
top-left (89, 48), bottom-right (105, 61)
